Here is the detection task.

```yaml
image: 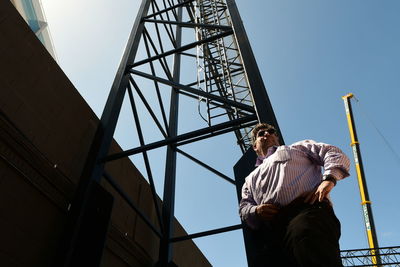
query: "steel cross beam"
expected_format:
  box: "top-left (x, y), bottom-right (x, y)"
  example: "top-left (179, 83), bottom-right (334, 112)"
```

top-left (64, 0), bottom-right (282, 266)
top-left (341, 246), bottom-right (400, 266)
top-left (129, 69), bottom-right (255, 112)
top-left (102, 114), bottom-right (258, 162)
top-left (129, 29), bottom-right (233, 68)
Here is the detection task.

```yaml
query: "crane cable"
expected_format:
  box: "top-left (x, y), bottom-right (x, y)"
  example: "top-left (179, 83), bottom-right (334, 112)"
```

top-left (352, 95), bottom-right (400, 166)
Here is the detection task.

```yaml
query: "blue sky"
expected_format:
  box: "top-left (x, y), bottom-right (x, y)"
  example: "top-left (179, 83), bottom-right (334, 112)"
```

top-left (41, 0), bottom-right (400, 266)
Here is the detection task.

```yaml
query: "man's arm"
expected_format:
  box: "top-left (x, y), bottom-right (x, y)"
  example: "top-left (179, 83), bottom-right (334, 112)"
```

top-left (294, 140), bottom-right (351, 203)
top-left (239, 177), bottom-right (279, 229)
top-left (239, 177), bottom-right (260, 229)
top-left (293, 140), bottom-right (350, 181)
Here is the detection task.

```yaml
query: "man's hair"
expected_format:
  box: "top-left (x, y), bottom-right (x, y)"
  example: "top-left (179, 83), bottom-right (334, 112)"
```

top-left (251, 123), bottom-right (277, 145)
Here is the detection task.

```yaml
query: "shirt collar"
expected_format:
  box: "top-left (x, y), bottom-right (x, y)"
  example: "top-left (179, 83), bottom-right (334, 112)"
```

top-left (255, 146), bottom-right (278, 166)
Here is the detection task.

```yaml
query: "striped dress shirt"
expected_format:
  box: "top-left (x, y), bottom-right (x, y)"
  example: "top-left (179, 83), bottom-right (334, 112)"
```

top-left (239, 140), bottom-right (350, 229)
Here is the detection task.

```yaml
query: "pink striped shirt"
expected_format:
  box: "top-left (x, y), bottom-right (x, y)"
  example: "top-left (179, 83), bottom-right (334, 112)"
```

top-left (239, 140), bottom-right (350, 229)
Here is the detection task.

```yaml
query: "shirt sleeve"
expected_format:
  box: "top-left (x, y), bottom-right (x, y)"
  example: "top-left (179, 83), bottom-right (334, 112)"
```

top-left (292, 140), bottom-right (351, 181)
top-left (239, 175), bottom-right (260, 229)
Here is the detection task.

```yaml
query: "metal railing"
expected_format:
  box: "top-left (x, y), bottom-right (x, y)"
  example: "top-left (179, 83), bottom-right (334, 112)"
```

top-left (342, 246), bottom-right (400, 267)
top-left (195, 0), bottom-right (256, 152)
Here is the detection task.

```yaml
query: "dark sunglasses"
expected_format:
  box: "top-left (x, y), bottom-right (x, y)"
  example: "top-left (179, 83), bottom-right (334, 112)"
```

top-left (257, 128), bottom-right (276, 137)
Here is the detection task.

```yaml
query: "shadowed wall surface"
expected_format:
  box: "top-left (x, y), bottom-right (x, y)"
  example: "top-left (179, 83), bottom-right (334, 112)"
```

top-left (0, 1), bottom-right (211, 266)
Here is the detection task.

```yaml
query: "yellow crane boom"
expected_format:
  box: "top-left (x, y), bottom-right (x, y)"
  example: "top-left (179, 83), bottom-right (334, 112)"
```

top-left (342, 93), bottom-right (382, 266)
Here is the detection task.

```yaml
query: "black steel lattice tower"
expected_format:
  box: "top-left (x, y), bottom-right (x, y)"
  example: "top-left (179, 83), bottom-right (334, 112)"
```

top-left (62, 0), bottom-right (282, 266)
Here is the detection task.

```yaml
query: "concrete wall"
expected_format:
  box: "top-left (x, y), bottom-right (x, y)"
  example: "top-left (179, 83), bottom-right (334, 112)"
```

top-left (0, 1), bottom-right (211, 266)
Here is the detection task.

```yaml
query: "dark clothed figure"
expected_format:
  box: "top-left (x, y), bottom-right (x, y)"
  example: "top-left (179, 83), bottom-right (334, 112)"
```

top-left (239, 123), bottom-right (350, 267)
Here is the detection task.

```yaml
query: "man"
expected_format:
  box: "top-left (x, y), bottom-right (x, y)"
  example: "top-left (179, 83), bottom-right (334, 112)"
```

top-left (239, 123), bottom-right (350, 267)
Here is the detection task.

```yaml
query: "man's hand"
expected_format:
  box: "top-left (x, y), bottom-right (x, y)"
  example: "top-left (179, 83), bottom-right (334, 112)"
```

top-left (304, 181), bottom-right (335, 204)
top-left (256, 204), bottom-right (280, 221)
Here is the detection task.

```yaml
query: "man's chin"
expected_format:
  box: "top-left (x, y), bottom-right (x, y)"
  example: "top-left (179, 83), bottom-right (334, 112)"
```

top-left (262, 144), bottom-right (273, 149)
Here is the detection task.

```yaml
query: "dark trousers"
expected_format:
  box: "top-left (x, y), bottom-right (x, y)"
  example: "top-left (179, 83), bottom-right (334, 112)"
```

top-left (253, 200), bottom-right (343, 267)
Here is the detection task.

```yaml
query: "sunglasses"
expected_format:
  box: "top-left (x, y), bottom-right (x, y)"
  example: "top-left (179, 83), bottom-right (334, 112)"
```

top-left (257, 128), bottom-right (276, 137)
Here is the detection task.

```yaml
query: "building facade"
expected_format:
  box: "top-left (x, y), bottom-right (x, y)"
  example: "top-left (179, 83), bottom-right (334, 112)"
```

top-left (10, 0), bottom-right (57, 61)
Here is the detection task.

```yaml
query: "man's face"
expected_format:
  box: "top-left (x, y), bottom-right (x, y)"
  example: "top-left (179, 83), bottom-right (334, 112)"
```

top-left (252, 128), bottom-right (280, 156)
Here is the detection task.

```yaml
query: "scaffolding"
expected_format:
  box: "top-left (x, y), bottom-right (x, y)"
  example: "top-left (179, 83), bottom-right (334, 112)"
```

top-left (341, 246), bottom-right (400, 267)
top-left (60, 0), bottom-right (280, 266)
